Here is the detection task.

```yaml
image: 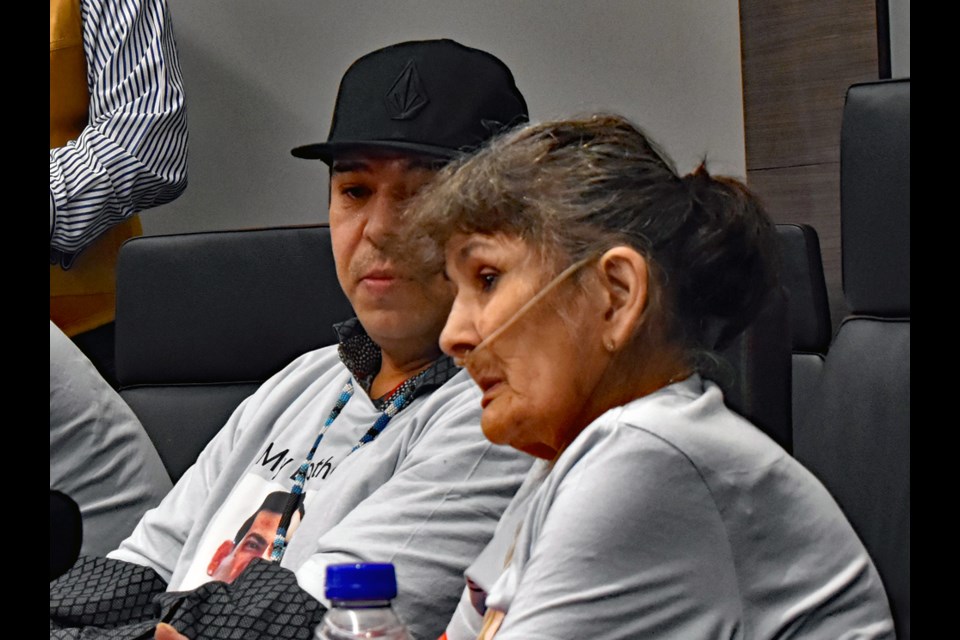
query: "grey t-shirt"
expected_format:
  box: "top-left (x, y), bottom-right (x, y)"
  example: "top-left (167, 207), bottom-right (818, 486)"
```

top-left (447, 375), bottom-right (895, 639)
top-left (50, 321), bottom-right (173, 557)
top-left (109, 344), bottom-right (533, 640)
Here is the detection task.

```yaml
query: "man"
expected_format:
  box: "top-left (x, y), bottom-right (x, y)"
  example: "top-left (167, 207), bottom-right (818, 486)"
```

top-left (51, 39), bottom-right (532, 640)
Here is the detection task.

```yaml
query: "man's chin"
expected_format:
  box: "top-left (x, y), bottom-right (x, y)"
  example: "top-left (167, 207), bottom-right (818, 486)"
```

top-left (357, 308), bottom-right (449, 355)
top-left (348, 281), bottom-right (413, 315)
top-left (354, 308), bottom-right (418, 341)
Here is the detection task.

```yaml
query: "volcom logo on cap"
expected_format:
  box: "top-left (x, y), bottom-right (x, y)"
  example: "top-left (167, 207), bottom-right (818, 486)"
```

top-left (481, 119), bottom-right (504, 134)
top-left (385, 60), bottom-right (429, 120)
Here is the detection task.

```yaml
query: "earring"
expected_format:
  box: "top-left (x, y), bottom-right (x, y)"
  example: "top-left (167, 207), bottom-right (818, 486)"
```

top-left (604, 338), bottom-right (615, 352)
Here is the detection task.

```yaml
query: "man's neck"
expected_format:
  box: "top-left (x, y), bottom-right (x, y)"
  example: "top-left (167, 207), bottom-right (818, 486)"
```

top-left (369, 343), bottom-right (442, 399)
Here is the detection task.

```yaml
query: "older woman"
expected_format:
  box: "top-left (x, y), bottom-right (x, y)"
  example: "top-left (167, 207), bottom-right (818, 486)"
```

top-left (407, 115), bottom-right (895, 639)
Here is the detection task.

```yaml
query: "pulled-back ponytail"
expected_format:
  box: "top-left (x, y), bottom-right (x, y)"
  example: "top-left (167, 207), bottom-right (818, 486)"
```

top-left (661, 163), bottom-right (779, 350)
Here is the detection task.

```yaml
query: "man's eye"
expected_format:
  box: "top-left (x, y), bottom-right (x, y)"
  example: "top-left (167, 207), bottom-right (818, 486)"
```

top-left (340, 185), bottom-right (371, 200)
top-left (242, 537), bottom-right (267, 553)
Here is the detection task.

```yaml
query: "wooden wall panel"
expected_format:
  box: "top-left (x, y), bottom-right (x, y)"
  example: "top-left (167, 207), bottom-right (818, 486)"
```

top-left (740, 0), bottom-right (878, 169)
top-left (739, 0), bottom-right (879, 332)
top-left (747, 163), bottom-right (845, 328)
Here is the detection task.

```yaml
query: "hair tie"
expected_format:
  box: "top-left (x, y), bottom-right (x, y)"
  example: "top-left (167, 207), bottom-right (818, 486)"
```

top-left (682, 163), bottom-right (713, 201)
top-left (680, 172), bottom-right (699, 198)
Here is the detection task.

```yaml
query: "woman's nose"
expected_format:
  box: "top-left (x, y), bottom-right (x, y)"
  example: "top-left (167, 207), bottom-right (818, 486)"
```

top-left (440, 297), bottom-right (480, 361)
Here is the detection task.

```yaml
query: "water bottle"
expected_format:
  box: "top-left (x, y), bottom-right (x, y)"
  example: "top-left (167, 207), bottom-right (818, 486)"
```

top-left (315, 562), bottom-right (411, 640)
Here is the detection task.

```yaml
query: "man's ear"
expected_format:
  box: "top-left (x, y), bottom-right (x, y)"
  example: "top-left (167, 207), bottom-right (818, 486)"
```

top-left (596, 246), bottom-right (649, 351)
top-left (206, 540), bottom-right (234, 576)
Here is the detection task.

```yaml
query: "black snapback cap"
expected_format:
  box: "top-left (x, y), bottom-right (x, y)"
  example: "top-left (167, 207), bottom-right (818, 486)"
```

top-left (291, 39), bottom-right (528, 164)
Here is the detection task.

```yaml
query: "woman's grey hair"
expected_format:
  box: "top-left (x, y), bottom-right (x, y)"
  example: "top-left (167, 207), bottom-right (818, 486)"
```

top-left (407, 113), bottom-right (779, 364)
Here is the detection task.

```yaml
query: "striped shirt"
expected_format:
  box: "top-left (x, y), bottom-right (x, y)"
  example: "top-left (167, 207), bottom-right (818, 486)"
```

top-left (50, 0), bottom-right (188, 257)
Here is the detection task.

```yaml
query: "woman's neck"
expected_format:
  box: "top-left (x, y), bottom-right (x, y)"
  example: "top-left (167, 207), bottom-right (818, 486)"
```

top-left (570, 345), bottom-right (691, 451)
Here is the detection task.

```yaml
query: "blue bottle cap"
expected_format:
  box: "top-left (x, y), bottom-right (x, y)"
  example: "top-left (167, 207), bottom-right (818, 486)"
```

top-left (325, 563), bottom-right (398, 601)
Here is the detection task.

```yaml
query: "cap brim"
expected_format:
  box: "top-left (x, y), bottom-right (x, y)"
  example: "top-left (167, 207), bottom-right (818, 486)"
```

top-left (291, 140), bottom-right (462, 164)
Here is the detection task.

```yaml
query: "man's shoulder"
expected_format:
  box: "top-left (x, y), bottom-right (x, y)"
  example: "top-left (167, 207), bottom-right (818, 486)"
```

top-left (409, 368), bottom-right (482, 419)
top-left (373, 368), bottom-right (485, 454)
top-left (264, 343), bottom-right (346, 385)
top-left (235, 344), bottom-right (349, 417)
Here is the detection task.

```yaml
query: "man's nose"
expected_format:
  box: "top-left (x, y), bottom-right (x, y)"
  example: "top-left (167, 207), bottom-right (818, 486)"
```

top-left (362, 193), bottom-right (404, 248)
top-left (440, 296), bottom-right (480, 362)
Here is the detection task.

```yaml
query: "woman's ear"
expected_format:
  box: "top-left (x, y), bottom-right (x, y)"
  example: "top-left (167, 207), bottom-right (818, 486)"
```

top-left (595, 246), bottom-right (649, 351)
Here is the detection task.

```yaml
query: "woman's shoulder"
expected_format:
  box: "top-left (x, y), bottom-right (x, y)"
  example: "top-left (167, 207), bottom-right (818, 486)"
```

top-left (555, 375), bottom-right (830, 521)
top-left (538, 378), bottom-right (892, 639)
top-left (591, 376), bottom-right (788, 476)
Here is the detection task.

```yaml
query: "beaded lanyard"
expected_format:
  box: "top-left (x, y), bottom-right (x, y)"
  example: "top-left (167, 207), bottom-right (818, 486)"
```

top-left (270, 375), bottom-right (420, 562)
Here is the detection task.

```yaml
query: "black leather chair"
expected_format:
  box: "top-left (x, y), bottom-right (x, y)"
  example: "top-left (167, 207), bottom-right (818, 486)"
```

top-left (717, 285), bottom-right (793, 454)
top-left (776, 223), bottom-right (832, 429)
top-left (115, 225), bottom-right (354, 482)
top-left (793, 78), bottom-right (910, 639)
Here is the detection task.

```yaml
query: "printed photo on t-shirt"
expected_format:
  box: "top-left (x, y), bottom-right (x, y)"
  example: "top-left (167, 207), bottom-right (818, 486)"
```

top-left (179, 474), bottom-right (307, 590)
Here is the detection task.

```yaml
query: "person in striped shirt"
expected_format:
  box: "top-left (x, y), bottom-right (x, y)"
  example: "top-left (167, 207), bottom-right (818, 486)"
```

top-left (50, 0), bottom-right (188, 385)
top-left (49, 0), bottom-right (187, 588)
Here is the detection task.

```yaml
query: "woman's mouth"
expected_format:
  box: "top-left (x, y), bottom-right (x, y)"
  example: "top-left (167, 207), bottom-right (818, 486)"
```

top-left (476, 376), bottom-right (503, 408)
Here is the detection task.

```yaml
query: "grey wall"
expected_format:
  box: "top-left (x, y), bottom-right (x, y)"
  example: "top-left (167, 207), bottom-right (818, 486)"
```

top-left (889, 0), bottom-right (910, 78)
top-left (141, 0), bottom-right (746, 236)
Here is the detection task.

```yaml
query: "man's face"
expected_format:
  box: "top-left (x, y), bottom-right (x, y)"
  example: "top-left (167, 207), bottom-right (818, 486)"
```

top-left (207, 510), bottom-right (302, 583)
top-left (328, 150), bottom-right (454, 358)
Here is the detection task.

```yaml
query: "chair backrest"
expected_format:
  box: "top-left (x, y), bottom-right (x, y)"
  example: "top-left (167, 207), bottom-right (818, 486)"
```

top-left (716, 285), bottom-right (793, 454)
top-left (776, 223), bottom-right (832, 428)
top-left (712, 225), bottom-right (835, 458)
top-left (793, 78), bottom-right (910, 639)
top-left (115, 225), bottom-right (355, 482)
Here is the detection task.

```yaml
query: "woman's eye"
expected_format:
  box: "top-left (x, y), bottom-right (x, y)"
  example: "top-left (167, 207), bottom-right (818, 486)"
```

top-left (479, 271), bottom-right (499, 292)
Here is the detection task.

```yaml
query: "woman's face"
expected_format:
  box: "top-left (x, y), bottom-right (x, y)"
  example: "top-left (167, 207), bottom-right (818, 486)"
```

top-left (440, 233), bottom-right (609, 459)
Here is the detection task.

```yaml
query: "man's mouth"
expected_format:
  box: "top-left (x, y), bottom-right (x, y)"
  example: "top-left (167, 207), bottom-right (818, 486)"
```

top-left (361, 268), bottom-right (398, 281)
top-left (357, 266), bottom-right (405, 292)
